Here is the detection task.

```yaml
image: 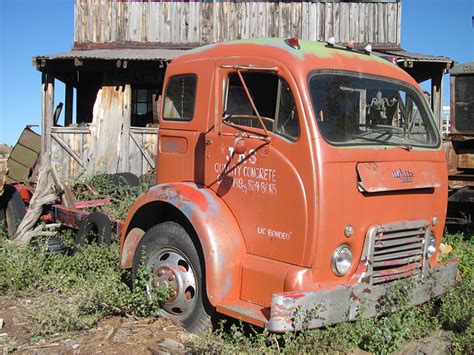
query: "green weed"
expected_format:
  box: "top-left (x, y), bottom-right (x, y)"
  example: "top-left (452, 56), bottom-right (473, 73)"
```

top-left (0, 223), bottom-right (472, 352)
top-left (71, 173), bottom-right (149, 221)
top-left (0, 228), bottom-right (169, 336)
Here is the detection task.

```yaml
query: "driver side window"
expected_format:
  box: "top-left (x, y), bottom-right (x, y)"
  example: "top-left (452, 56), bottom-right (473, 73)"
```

top-left (224, 72), bottom-right (300, 140)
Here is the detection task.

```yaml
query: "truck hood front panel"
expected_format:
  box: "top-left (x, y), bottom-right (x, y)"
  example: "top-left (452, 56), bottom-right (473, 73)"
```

top-left (312, 146), bottom-right (448, 286)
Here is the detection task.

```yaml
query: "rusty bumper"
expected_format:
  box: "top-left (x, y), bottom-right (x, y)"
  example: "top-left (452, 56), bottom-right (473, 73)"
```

top-left (266, 261), bottom-right (458, 332)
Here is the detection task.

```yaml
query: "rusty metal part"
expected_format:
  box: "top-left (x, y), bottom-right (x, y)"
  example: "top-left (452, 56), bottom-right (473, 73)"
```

top-left (74, 197), bottom-right (111, 209)
top-left (120, 182), bottom-right (247, 307)
top-left (52, 204), bottom-right (122, 237)
top-left (5, 127), bottom-right (41, 184)
top-left (449, 62), bottom-right (474, 136)
top-left (357, 162), bottom-right (441, 193)
top-left (35, 48), bottom-right (186, 63)
top-left (365, 220), bottom-right (431, 285)
top-left (40, 212), bottom-right (54, 222)
top-left (52, 204), bottom-right (89, 229)
top-left (266, 260), bottom-right (458, 332)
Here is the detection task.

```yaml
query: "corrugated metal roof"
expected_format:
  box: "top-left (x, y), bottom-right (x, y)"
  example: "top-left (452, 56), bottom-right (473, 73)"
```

top-left (35, 48), bottom-right (189, 61)
top-left (381, 50), bottom-right (453, 63)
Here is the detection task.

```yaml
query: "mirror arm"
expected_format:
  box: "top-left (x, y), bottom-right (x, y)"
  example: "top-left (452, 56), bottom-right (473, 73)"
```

top-left (236, 69), bottom-right (271, 140)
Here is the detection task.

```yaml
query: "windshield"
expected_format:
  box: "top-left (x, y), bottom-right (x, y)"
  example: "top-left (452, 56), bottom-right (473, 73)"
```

top-left (309, 71), bottom-right (439, 149)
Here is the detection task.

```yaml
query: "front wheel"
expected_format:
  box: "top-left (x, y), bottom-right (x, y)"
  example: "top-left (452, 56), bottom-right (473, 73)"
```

top-left (132, 221), bottom-right (212, 333)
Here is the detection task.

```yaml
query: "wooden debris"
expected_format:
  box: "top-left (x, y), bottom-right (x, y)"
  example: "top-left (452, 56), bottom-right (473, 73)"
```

top-left (158, 338), bottom-right (185, 353)
top-left (11, 153), bottom-right (61, 246)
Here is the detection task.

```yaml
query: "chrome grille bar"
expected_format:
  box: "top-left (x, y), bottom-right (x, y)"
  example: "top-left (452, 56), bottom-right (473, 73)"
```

top-left (365, 221), bottom-right (429, 285)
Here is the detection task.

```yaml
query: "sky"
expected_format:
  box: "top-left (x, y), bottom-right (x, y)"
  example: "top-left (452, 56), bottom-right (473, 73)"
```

top-left (0, 0), bottom-right (473, 145)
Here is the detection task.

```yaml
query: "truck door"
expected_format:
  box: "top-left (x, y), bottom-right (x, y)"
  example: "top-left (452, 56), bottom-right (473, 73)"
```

top-left (204, 60), bottom-right (311, 266)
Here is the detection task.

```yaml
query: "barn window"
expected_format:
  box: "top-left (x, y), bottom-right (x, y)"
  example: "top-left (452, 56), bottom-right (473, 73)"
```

top-left (131, 87), bottom-right (159, 127)
top-left (223, 72), bottom-right (300, 140)
top-left (162, 75), bottom-right (197, 121)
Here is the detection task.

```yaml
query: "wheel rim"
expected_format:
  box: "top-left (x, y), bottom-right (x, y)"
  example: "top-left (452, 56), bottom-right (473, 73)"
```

top-left (146, 247), bottom-right (198, 319)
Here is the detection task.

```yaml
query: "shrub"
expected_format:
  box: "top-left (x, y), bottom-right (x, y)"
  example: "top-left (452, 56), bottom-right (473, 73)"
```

top-left (0, 225), bottom-right (472, 352)
top-left (0, 228), bottom-right (169, 335)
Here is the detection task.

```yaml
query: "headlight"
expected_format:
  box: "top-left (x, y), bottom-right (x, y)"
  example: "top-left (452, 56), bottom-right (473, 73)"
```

top-left (331, 244), bottom-right (353, 276)
top-left (427, 233), bottom-right (437, 258)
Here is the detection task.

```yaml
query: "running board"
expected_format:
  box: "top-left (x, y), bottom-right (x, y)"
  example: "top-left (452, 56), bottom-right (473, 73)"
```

top-left (216, 299), bottom-right (269, 328)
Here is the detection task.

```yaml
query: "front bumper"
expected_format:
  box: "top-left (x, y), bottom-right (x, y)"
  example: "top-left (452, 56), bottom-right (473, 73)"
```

top-left (266, 260), bottom-right (458, 332)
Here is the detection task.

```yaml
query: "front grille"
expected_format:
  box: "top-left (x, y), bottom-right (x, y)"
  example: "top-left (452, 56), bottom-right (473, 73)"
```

top-left (370, 222), bottom-right (427, 285)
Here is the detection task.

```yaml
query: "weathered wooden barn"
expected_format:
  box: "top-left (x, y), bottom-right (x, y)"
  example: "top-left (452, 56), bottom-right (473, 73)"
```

top-left (33, 0), bottom-right (452, 180)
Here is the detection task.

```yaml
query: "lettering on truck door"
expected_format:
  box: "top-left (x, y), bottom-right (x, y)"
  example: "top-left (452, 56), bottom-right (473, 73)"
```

top-left (204, 59), bottom-right (310, 265)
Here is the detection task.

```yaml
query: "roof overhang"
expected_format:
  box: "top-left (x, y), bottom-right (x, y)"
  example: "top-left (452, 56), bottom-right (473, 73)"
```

top-left (375, 50), bottom-right (454, 82)
top-left (33, 48), bottom-right (188, 70)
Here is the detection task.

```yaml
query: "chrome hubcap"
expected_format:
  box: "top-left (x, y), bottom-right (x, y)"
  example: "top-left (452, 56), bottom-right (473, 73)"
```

top-left (148, 248), bottom-right (197, 317)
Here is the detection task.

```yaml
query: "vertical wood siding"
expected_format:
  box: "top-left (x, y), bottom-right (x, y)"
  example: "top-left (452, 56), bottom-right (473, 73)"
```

top-left (51, 127), bottom-right (158, 179)
top-left (74, 0), bottom-right (401, 47)
top-left (51, 127), bottom-right (92, 179)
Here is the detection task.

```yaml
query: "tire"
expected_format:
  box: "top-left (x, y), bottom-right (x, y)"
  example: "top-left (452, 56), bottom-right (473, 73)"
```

top-left (110, 172), bottom-right (140, 187)
top-left (132, 221), bottom-right (213, 333)
top-left (30, 236), bottom-right (66, 253)
top-left (0, 184), bottom-right (26, 238)
top-left (139, 173), bottom-right (156, 187)
top-left (75, 212), bottom-right (112, 245)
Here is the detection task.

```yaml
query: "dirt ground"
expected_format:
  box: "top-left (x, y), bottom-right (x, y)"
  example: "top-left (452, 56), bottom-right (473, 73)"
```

top-left (0, 296), bottom-right (196, 354)
top-left (0, 296), bottom-right (452, 354)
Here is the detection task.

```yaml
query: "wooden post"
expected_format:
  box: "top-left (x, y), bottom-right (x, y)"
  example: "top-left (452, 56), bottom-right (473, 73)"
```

top-left (431, 70), bottom-right (444, 135)
top-left (41, 72), bottom-right (54, 154)
top-left (65, 83), bottom-right (73, 126)
top-left (121, 85), bottom-right (131, 172)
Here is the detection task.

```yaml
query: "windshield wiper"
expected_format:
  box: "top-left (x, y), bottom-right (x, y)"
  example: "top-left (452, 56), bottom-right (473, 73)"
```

top-left (353, 131), bottom-right (412, 151)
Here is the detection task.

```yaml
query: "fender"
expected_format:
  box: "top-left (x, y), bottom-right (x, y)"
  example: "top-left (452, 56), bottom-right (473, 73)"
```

top-left (120, 182), bottom-right (247, 306)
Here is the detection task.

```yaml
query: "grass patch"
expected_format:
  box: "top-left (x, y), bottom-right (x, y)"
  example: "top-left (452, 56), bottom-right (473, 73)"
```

top-left (0, 224), bottom-right (472, 353)
top-left (0, 227), bottom-right (169, 336)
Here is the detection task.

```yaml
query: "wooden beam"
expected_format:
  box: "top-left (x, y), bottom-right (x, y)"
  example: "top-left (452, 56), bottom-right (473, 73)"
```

top-left (41, 73), bottom-right (54, 154)
top-left (65, 84), bottom-right (74, 126)
top-left (51, 133), bottom-right (85, 168)
top-left (130, 132), bottom-right (155, 169)
top-left (431, 70), bottom-right (444, 135)
top-left (121, 85), bottom-right (131, 172)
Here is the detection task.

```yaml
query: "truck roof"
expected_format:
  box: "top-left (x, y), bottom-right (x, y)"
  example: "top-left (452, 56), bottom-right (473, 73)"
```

top-left (172, 38), bottom-right (418, 87)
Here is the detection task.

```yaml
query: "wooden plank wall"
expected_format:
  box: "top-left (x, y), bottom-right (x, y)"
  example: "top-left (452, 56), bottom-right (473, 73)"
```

top-left (74, 0), bottom-right (401, 47)
top-left (51, 127), bottom-right (91, 179)
top-left (51, 127), bottom-right (158, 179)
top-left (129, 128), bottom-right (159, 176)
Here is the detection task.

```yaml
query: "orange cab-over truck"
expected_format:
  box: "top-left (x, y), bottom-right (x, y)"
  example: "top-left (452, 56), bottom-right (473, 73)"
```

top-left (119, 38), bottom-right (458, 333)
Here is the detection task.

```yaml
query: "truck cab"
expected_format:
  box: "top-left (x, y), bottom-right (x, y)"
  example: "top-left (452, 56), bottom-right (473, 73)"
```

top-left (120, 38), bottom-right (458, 332)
